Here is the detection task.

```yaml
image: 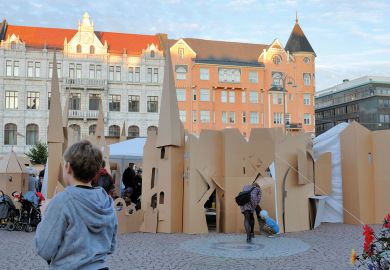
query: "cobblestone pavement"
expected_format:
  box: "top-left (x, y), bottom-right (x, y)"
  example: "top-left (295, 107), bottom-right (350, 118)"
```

top-left (0, 223), bottom-right (375, 270)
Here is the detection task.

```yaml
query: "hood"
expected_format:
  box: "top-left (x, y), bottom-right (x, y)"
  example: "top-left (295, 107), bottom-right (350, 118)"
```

top-left (99, 168), bottom-right (109, 176)
top-left (65, 186), bottom-right (115, 233)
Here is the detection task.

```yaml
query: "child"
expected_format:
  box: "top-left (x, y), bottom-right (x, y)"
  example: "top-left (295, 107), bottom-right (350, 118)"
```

top-left (34, 140), bottom-right (117, 270)
top-left (257, 209), bottom-right (279, 236)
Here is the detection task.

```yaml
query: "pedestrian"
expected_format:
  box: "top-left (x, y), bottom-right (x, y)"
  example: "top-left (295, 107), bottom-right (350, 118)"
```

top-left (122, 163), bottom-right (136, 192)
top-left (35, 169), bottom-right (44, 192)
top-left (92, 160), bottom-right (114, 196)
top-left (131, 168), bottom-right (142, 203)
top-left (34, 140), bottom-right (117, 270)
top-left (240, 182), bottom-right (262, 243)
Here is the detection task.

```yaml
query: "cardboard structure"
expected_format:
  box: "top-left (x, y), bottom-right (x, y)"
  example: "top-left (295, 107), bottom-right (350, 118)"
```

top-left (0, 151), bottom-right (28, 197)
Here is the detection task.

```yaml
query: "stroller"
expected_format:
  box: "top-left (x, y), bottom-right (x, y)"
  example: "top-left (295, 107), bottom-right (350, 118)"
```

top-left (12, 191), bottom-right (43, 232)
top-left (0, 190), bottom-right (19, 231)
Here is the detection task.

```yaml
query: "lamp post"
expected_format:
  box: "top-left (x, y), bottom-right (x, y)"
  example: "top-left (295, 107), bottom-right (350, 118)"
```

top-left (268, 73), bottom-right (296, 133)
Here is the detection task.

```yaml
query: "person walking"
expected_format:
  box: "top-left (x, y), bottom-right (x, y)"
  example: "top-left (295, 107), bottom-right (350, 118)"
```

top-left (122, 163), bottom-right (136, 192)
top-left (240, 182), bottom-right (262, 243)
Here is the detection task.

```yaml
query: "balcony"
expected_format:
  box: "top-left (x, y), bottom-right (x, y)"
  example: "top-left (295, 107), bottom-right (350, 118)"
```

top-left (286, 123), bottom-right (302, 130)
top-left (64, 78), bottom-right (107, 89)
top-left (68, 110), bottom-right (107, 120)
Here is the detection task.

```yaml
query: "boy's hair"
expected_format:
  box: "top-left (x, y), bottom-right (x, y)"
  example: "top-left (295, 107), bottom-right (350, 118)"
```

top-left (64, 140), bottom-right (102, 183)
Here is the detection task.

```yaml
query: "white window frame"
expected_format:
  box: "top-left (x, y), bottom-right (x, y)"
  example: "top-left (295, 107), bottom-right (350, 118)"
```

top-left (176, 88), bottom-right (186, 102)
top-left (200, 89), bottom-right (210, 101)
top-left (200, 68), bottom-right (209, 80)
top-left (249, 91), bottom-right (258, 104)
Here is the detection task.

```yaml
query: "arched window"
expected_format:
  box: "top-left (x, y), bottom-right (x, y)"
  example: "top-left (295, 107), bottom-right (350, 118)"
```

top-left (128, 125), bottom-right (139, 138)
top-left (10, 41), bottom-right (16, 49)
top-left (272, 72), bottom-right (282, 86)
top-left (89, 124), bottom-right (97, 135)
top-left (175, 66), bottom-right (187, 80)
top-left (4, 123), bottom-right (17, 145)
top-left (150, 50), bottom-right (155, 58)
top-left (69, 124), bottom-right (81, 142)
top-left (109, 125), bottom-right (120, 137)
top-left (76, 44), bottom-right (82, 53)
top-left (147, 126), bottom-right (158, 135)
top-left (303, 73), bottom-right (311, 86)
top-left (272, 55), bottom-right (282, 65)
top-left (90, 45), bottom-right (95, 54)
top-left (26, 124), bottom-right (39, 145)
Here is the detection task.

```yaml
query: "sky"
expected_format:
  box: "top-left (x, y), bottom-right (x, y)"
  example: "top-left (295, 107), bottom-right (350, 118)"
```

top-left (1, 0), bottom-right (389, 90)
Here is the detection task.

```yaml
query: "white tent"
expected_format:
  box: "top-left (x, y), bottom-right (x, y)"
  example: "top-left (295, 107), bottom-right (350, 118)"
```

top-left (109, 137), bottom-right (146, 168)
top-left (313, 122), bottom-right (349, 223)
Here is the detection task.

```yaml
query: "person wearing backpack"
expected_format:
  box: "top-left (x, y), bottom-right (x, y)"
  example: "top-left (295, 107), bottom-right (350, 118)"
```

top-left (239, 182), bottom-right (262, 243)
top-left (92, 160), bottom-right (114, 196)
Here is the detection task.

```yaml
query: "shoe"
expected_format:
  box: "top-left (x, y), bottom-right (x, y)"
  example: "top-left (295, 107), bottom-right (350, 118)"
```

top-left (250, 233), bottom-right (255, 239)
top-left (246, 236), bottom-right (252, 243)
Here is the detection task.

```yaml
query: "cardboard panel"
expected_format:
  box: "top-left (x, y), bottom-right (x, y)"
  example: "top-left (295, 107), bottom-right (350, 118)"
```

top-left (114, 198), bottom-right (144, 234)
top-left (46, 144), bottom-right (64, 198)
top-left (141, 206), bottom-right (158, 233)
top-left (314, 152), bottom-right (332, 196)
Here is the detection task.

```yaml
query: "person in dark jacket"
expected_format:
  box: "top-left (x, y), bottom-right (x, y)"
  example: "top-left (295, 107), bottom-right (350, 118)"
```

top-left (92, 160), bottom-right (114, 196)
top-left (122, 163), bottom-right (136, 191)
top-left (131, 169), bottom-right (142, 203)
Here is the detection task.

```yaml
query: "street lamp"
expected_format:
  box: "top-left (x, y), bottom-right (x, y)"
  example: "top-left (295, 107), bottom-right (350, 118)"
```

top-left (268, 73), bottom-right (297, 132)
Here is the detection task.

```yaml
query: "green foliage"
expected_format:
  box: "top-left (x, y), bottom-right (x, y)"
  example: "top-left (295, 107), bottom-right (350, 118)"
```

top-left (25, 141), bottom-right (48, 165)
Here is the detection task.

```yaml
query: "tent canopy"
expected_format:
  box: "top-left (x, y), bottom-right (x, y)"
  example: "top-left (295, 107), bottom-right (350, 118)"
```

top-left (109, 137), bottom-right (146, 161)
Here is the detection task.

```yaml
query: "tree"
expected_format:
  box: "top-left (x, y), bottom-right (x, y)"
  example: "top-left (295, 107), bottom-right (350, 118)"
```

top-left (25, 141), bottom-right (48, 165)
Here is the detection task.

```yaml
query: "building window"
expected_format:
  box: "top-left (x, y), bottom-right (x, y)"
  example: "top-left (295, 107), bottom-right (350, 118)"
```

top-left (147, 96), bottom-right (158, 113)
top-left (90, 45), bottom-right (95, 54)
top-left (33, 62), bottom-right (40, 78)
top-left (89, 94), bottom-right (100, 111)
top-left (229, 112), bottom-right (235, 124)
top-left (89, 64), bottom-right (95, 79)
top-left (250, 112), bottom-right (259, 124)
top-left (4, 123), bottom-right (17, 145)
top-left (76, 64), bottom-right (82, 79)
top-left (10, 41), bottom-right (16, 49)
top-left (178, 48), bottom-right (184, 59)
top-left (249, 71), bottom-right (258, 83)
top-left (109, 95), bottom-right (121, 112)
top-left (303, 73), bottom-right (311, 86)
top-left (69, 124), bottom-right (81, 142)
top-left (76, 44), bottom-right (81, 53)
top-left (176, 89), bottom-right (186, 102)
top-left (128, 126), bottom-right (140, 138)
top-left (222, 112), bottom-right (227, 124)
top-left (116, 66), bottom-right (121, 81)
top-left (48, 62), bottom-right (53, 78)
top-left (274, 112), bottom-right (283, 125)
top-left (57, 63), bottom-right (62, 78)
top-left (200, 110), bottom-right (210, 123)
top-left (218, 68), bottom-right (240, 83)
top-left (273, 93), bottom-right (283, 105)
top-left (109, 66), bottom-right (114, 81)
top-left (12, 61), bottom-right (19, 77)
top-left (272, 55), bottom-right (282, 65)
top-left (96, 65), bottom-right (101, 79)
top-left (109, 125), bottom-right (120, 137)
top-left (221, 91), bottom-right (227, 103)
top-left (176, 66), bottom-right (187, 80)
top-left (134, 67), bottom-right (140, 82)
top-left (48, 92), bottom-right (51, 110)
top-left (192, 111), bottom-right (197, 122)
top-left (5, 91), bottom-right (18, 109)
top-left (304, 57), bottom-right (310, 64)
top-left (229, 91), bottom-right (235, 103)
top-left (242, 112), bottom-right (246, 123)
top-left (69, 93), bottom-right (81, 110)
top-left (242, 91), bottom-right (246, 103)
top-left (249, 91), bottom-right (258, 103)
top-left (200, 68), bottom-right (209, 80)
top-left (303, 94), bottom-right (311, 105)
top-left (147, 68), bottom-right (153, 83)
top-left (27, 92), bottom-right (40, 109)
top-left (304, 114), bottom-right (311, 125)
top-left (128, 67), bottom-right (134, 82)
top-left (27, 61), bottom-right (33, 77)
top-left (26, 124), bottom-right (39, 145)
top-left (200, 89), bottom-right (210, 101)
top-left (150, 50), bottom-right (155, 58)
top-left (285, 113), bottom-right (291, 124)
top-left (128, 95), bottom-right (140, 112)
top-left (179, 110), bottom-right (186, 122)
top-left (89, 124), bottom-right (96, 135)
top-left (153, 68), bottom-right (159, 83)
top-left (6, 60), bottom-right (12, 76)
top-left (69, 63), bottom-right (75, 78)
top-left (273, 72), bottom-right (282, 86)
top-left (379, 114), bottom-right (390, 123)
top-left (147, 126), bottom-right (158, 135)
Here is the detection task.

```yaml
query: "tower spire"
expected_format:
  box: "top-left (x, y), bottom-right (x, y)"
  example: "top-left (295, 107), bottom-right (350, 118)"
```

top-left (296, 11), bottom-right (298, 24)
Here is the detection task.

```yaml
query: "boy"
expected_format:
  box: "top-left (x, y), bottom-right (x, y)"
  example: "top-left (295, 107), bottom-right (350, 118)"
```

top-left (257, 209), bottom-right (279, 237)
top-left (35, 140), bottom-right (117, 270)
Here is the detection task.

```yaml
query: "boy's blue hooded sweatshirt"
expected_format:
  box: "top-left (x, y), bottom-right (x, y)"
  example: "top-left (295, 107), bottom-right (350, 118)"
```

top-left (35, 186), bottom-right (117, 270)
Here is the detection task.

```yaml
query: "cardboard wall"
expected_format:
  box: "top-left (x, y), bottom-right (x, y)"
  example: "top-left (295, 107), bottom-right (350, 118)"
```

top-left (314, 152), bottom-right (332, 196)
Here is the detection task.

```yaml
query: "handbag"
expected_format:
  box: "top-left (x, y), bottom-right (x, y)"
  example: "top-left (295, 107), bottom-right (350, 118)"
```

top-left (235, 187), bottom-right (255, 206)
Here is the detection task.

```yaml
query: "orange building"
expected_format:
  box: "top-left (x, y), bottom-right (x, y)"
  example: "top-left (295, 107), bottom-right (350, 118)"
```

top-left (170, 18), bottom-right (316, 135)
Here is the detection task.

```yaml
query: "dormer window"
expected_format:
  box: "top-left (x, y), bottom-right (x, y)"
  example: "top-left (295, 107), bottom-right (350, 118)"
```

top-left (10, 41), bottom-right (16, 49)
top-left (178, 48), bottom-right (184, 59)
top-left (90, 45), bottom-right (95, 54)
top-left (150, 50), bottom-right (155, 58)
top-left (76, 44), bottom-right (82, 53)
top-left (272, 55), bottom-right (282, 65)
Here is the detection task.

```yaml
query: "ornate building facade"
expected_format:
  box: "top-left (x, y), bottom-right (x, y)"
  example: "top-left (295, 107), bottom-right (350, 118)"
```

top-left (0, 13), bottom-right (164, 155)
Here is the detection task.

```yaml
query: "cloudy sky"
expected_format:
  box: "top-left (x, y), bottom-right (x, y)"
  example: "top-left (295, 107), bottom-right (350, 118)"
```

top-left (1, 0), bottom-right (389, 90)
